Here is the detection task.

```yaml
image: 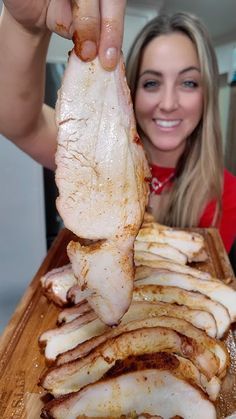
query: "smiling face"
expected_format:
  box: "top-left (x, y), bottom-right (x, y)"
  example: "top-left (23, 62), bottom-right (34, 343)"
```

top-left (134, 32), bottom-right (204, 167)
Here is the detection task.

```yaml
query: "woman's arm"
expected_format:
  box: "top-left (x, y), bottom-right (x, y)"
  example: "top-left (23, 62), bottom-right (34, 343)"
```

top-left (0, 7), bottom-right (57, 169)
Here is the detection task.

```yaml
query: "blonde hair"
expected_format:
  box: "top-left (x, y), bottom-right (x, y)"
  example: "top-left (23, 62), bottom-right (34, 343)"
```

top-left (126, 12), bottom-right (224, 228)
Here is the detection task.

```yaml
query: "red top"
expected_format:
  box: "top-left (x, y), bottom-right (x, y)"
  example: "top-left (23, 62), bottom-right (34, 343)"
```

top-left (150, 164), bottom-right (236, 252)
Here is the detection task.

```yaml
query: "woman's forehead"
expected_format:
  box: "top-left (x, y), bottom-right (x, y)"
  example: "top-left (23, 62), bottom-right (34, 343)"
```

top-left (140, 32), bottom-right (199, 73)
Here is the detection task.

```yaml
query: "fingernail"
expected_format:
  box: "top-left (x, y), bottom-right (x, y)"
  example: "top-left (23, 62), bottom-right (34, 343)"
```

top-left (104, 47), bottom-right (118, 70)
top-left (80, 40), bottom-right (97, 61)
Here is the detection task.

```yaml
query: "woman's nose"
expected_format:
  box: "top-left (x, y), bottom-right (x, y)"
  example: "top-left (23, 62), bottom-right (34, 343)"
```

top-left (159, 86), bottom-right (178, 112)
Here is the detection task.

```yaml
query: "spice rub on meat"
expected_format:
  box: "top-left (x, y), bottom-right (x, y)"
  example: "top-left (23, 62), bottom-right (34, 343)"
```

top-left (55, 46), bottom-right (150, 325)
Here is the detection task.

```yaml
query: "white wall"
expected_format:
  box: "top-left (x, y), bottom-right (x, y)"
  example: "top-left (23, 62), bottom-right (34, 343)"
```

top-left (0, 136), bottom-right (46, 333)
top-left (215, 42), bottom-right (236, 77)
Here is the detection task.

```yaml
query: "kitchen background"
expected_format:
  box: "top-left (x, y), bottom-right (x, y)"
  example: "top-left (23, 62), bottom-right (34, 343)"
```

top-left (0, 0), bottom-right (236, 334)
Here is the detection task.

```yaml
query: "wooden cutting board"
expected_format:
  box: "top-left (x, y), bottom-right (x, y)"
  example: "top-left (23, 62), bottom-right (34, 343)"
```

top-left (0, 227), bottom-right (235, 419)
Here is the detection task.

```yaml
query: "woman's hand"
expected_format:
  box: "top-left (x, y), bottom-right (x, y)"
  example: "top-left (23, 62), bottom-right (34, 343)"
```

top-left (3, 0), bottom-right (126, 69)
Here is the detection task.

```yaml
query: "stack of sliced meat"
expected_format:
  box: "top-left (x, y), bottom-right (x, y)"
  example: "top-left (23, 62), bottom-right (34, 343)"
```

top-left (40, 213), bottom-right (210, 309)
top-left (39, 217), bottom-right (236, 418)
top-left (39, 41), bottom-right (236, 417)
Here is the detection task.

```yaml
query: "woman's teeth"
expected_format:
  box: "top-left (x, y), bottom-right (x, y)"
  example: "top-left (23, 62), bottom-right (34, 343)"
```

top-left (155, 119), bottom-right (180, 128)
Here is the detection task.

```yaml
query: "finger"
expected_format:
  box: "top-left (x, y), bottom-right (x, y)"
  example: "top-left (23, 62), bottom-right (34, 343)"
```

top-left (99, 0), bottom-right (126, 70)
top-left (47, 0), bottom-right (73, 39)
top-left (72, 0), bottom-right (100, 61)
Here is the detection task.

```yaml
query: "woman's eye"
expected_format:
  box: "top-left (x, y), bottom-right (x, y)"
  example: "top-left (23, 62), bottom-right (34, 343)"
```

top-left (182, 80), bottom-right (198, 88)
top-left (143, 80), bottom-right (160, 90)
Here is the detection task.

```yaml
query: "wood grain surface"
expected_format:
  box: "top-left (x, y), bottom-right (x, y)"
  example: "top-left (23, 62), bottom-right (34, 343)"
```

top-left (0, 227), bottom-right (235, 419)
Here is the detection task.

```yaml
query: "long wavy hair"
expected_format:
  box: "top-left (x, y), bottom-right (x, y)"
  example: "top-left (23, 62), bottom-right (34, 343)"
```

top-left (126, 12), bottom-right (224, 228)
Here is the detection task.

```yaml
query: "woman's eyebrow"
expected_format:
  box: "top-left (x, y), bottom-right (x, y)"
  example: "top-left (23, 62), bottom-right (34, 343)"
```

top-left (138, 70), bottom-right (162, 79)
top-left (179, 66), bottom-right (200, 74)
top-left (139, 66), bottom-right (200, 79)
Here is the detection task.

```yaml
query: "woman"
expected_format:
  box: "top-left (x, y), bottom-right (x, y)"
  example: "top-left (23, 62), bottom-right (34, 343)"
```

top-left (126, 12), bottom-right (236, 253)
